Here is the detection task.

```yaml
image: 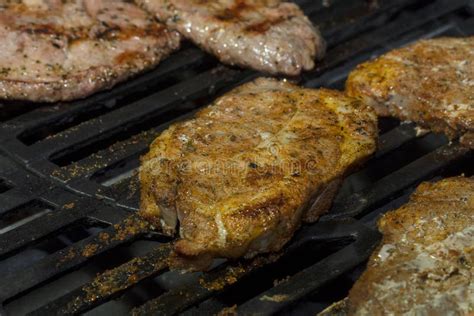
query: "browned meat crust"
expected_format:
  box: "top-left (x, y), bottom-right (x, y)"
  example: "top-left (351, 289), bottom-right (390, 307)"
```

top-left (136, 0), bottom-right (325, 75)
top-left (0, 0), bottom-right (181, 102)
top-left (346, 37), bottom-right (474, 149)
top-left (139, 77), bottom-right (377, 271)
top-left (347, 176), bottom-right (474, 315)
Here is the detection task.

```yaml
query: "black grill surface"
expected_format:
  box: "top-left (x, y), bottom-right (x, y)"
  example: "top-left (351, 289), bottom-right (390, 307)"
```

top-left (0, 0), bottom-right (473, 315)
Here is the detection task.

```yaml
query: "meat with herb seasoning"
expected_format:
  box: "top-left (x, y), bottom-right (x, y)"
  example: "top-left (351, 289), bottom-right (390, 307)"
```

top-left (346, 37), bottom-right (474, 148)
top-left (346, 176), bottom-right (474, 315)
top-left (0, 0), bottom-right (181, 102)
top-left (139, 77), bottom-right (377, 271)
top-left (136, 0), bottom-right (325, 75)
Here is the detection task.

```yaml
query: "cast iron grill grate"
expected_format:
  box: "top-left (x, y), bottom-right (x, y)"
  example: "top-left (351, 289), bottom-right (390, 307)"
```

top-left (0, 0), bottom-right (473, 315)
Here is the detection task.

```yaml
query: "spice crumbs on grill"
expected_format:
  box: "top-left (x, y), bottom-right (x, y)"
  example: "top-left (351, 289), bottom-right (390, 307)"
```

top-left (57, 247), bottom-right (76, 267)
top-left (112, 215), bottom-right (150, 241)
top-left (82, 244), bottom-right (99, 257)
top-left (200, 266), bottom-right (246, 291)
top-left (99, 232), bottom-right (110, 242)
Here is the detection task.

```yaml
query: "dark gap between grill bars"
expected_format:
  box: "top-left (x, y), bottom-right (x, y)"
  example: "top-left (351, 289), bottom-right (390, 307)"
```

top-left (0, 217), bottom-right (108, 261)
top-left (0, 179), bottom-right (12, 194)
top-left (0, 199), bottom-right (53, 235)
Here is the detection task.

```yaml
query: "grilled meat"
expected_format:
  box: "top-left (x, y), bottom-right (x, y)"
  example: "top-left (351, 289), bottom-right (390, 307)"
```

top-left (346, 37), bottom-right (474, 148)
top-left (136, 0), bottom-right (325, 75)
top-left (347, 177), bottom-right (474, 315)
top-left (140, 77), bottom-right (377, 271)
top-left (0, 0), bottom-right (181, 102)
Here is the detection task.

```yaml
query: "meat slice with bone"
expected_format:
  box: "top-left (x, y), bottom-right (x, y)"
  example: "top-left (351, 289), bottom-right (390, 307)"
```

top-left (0, 0), bottom-right (181, 102)
top-left (139, 78), bottom-right (377, 271)
top-left (346, 37), bottom-right (474, 148)
top-left (136, 0), bottom-right (326, 75)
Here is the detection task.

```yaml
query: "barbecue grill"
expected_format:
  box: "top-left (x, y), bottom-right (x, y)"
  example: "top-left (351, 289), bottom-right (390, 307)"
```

top-left (0, 0), bottom-right (473, 315)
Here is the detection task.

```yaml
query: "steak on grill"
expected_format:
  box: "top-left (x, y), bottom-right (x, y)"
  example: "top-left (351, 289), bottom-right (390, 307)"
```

top-left (346, 37), bottom-right (474, 148)
top-left (139, 77), bottom-right (377, 271)
top-left (0, 0), bottom-right (181, 102)
top-left (347, 177), bottom-right (474, 315)
top-left (136, 0), bottom-right (325, 75)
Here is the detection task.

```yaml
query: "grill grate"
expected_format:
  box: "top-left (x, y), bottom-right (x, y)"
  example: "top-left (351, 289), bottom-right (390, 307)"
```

top-left (0, 0), bottom-right (473, 315)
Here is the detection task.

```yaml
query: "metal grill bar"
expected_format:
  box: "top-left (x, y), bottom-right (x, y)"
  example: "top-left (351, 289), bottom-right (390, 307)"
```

top-left (56, 107), bottom-right (200, 185)
top-left (235, 222), bottom-right (380, 315)
top-left (308, 0), bottom-right (420, 44)
top-left (29, 237), bottom-right (279, 315)
top-left (324, 143), bottom-right (471, 220)
top-left (0, 207), bottom-right (87, 257)
top-left (23, 221), bottom-right (378, 316)
top-left (375, 123), bottom-right (419, 158)
top-left (131, 256), bottom-right (279, 316)
top-left (131, 221), bottom-right (380, 316)
top-left (29, 244), bottom-right (170, 316)
top-left (0, 189), bottom-right (34, 216)
top-left (1, 216), bottom-right (146, 302)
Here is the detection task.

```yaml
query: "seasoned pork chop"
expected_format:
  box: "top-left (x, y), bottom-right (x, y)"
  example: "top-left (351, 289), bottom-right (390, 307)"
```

top-left (136, 0), bottom-right (325, 75)
top-left (347, 177), bottom-right (474, 315)
top-left (0, 0), bottom-right (181, 102)
top-left (346, 37), bottom-right (474, 149)
top-left (140, 78), bottom-right (377, 271)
